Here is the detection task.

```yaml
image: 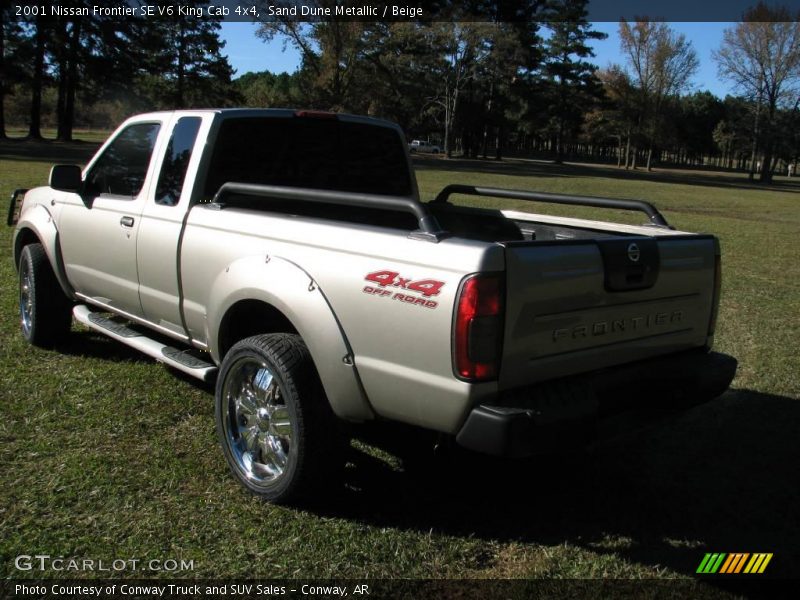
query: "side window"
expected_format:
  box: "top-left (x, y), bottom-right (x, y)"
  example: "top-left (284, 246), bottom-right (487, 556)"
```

top-left (155, 117), bottom-right (202, 206)
top-left (85, 123), bottom-right (160, 198)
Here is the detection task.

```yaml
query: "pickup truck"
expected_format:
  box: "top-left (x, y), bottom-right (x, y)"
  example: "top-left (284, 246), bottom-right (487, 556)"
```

top-left (9, 109), bottom-right (737, 503)
top-left (408, 139), bottom-right (441, 154)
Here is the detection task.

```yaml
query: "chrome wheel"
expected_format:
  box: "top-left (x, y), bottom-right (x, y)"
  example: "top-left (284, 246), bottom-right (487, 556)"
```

top-left (19, 259), bottom-right (33, 337)
top-left (216, 333), bottom-right (343, 502)
top-left (221, 357), bottom-right (293, 488)
top-left (16, 243), bottom-right (72, 347)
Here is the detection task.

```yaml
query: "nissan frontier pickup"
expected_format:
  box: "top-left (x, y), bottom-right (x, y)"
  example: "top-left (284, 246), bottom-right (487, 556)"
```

top-left (9, 109), bottom-right (737, 502)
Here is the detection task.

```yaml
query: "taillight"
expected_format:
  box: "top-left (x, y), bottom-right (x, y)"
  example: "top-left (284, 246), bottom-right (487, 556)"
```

top-left (708, 251), bottom-right (722, 336)
top-left (453, 274), bottom-right (504, 381)
top-left (294, 110), bottom-right (338, 119)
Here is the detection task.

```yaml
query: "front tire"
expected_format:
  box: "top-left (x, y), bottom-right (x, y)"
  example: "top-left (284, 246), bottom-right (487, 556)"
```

top-left (215, 333), bottom-right (342, 503)
top-left (18, 243), bottom-right (73, 347)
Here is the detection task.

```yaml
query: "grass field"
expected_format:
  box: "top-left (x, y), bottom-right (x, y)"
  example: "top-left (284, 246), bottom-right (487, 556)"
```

top-left (1, 141), bottom-right (798, 590)
top-left (3, 128), bottom-right (112, 144)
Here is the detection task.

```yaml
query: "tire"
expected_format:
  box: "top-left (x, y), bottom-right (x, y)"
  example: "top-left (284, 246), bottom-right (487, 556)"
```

top-left (215, 333), bottom-right (343, 503)
top-left (18, 243), bottom-right (73, 347)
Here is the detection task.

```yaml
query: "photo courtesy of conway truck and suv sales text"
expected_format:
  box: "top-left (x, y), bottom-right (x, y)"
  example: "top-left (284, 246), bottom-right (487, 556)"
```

top-left (8, 109), bottom-right (737, 503)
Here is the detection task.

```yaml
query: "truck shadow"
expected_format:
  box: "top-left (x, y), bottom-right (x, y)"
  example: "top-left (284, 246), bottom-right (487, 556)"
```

top-left (313, 388), bottom-right (800, 580)
top-left (55, 330), bottom-right (152, 364)
top-left (42, 328), bottom-right (798, 581)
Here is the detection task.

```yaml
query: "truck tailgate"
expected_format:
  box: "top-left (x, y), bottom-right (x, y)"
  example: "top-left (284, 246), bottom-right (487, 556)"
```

top-left (500, 235), bottom-right (717, 389)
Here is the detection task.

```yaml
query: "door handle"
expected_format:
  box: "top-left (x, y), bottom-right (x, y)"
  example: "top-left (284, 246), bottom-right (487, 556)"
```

top-left (120, 216), bottom-right (135, 228)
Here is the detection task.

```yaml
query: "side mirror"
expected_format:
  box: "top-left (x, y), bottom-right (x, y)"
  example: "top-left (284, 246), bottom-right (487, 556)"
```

top-left (49, 164), bottom-right (83, 192)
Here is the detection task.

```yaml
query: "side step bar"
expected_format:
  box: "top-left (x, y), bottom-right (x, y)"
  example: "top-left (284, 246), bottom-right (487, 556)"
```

top-left (73, 304), bottom-right (217, 383)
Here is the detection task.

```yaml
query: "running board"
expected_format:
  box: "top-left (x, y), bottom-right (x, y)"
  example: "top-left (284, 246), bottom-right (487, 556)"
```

top-left (73, 304), bottom-right (217, 382)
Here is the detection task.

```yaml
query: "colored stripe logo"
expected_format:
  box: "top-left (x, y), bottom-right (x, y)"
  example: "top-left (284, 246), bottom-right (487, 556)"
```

top-left (697, 553), bottom-right (773, 574)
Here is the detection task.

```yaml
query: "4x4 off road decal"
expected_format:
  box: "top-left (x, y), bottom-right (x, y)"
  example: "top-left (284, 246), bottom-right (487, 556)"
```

top-left (363, 270), bottom-right (444, 309)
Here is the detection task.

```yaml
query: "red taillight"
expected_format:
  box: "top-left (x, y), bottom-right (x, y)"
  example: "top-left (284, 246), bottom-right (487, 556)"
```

top-left (294, 110), bottom-right (338, 119)
top-left (454, 274), bottom-right (503, 381)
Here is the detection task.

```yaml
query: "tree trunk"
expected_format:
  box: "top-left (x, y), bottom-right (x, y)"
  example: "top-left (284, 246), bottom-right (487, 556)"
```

top-left (624, 129), bottom-right (632, 168)
top-left (55, 18), bottom-right (68, 140)
top-left (446, 86), bottom-right (460, 159)
top-left (0, 5), bottom-right (6, 139)
top-left (176, 21), bottom-right (186, 108)
top-left (60, 18), bottom-right (81, 142)
top-left (29, 17), bottom-right (46, 140)
top-left (646, 144), bottom-right (653, 171)
top-left (481, 79), bottom-right (494, 159)
top-left (760, 144), bottom-right (774, 183)
top-left (554, 117), bottom-right (564, 164)
top-left (749, 100), bottom-right (762, 182)
top-left (444, 92), bottom-right (451, 158)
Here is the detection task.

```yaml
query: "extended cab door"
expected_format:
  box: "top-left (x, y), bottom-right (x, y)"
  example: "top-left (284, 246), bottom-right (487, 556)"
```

top-left (136, 114), bottom-right (209, 338)
top-left (57, 118), bottom-right (165, 317)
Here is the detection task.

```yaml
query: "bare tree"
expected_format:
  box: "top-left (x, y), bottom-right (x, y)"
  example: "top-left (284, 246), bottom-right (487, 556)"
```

top-left (619, 20), bottom-right (698, 170)
top-left (714, 2), bottom-right (800, 183)
top-left (255, 2), bottom-right (369, 112)
top-left (425, 23), bottom-right (492, 157)
top-left (595, 65), bottom-right (638, 168)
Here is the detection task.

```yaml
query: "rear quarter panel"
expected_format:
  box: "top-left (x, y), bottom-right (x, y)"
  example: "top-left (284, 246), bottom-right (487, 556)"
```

top-left (181, 207), bottom-right (505, 432)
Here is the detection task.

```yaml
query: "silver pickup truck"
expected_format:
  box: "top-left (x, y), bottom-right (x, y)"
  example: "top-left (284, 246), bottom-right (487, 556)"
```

top-left (9, 109), bottom-right (736, 503)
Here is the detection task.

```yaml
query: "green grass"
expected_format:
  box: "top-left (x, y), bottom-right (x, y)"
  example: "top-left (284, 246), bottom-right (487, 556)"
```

top-left (1, 148), bottom-right (798, 587)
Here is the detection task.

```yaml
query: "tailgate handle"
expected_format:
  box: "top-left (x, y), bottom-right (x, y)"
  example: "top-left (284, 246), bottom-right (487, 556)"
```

top-left (597, 238), bottom-right (660, 291)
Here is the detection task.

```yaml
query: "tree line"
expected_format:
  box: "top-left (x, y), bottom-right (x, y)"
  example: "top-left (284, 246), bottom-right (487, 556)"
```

top-left (3, 0), bottom-right (800, 183)
top-left (1, 0), bottom-right (234, 140)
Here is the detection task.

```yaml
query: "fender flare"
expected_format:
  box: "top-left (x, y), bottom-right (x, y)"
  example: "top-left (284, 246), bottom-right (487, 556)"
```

top-left (13, 204), bottom-right (75, 299)
top-left (205, 255), bottom-right (374, 422)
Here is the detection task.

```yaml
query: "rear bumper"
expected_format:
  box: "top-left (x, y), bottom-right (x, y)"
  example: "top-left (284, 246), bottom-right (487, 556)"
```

top-left (455, 350), bottom-right (737, 457)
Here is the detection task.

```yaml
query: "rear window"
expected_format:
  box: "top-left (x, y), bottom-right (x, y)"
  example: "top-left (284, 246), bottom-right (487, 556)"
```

top-left (203, 116), bottom-right (412, 199)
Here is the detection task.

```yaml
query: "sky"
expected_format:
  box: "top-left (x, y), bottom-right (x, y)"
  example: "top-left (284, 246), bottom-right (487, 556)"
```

top-left (219, 21), bottom-right (738, 99)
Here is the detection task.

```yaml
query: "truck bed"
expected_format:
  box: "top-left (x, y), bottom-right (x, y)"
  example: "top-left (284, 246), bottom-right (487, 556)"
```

top-left (186, 182), bottom-right (719, 433)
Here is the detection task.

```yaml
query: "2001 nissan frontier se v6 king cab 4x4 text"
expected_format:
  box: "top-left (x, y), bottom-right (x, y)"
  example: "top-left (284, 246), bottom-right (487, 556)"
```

top-left (9, 109), bottom-right (737, 503)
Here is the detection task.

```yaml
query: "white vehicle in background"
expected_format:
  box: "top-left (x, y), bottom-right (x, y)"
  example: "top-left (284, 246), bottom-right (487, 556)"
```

top-left (408, 139), bottom-right (441, 154)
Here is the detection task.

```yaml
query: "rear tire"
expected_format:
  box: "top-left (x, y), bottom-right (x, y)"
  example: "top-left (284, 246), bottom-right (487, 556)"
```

top-left (215, 333), bottom-right (344, 503)
top-left (18, 243), bottom-right (73, 347)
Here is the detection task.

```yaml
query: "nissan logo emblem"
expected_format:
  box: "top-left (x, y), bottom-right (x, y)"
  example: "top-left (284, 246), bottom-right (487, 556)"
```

top-left (627, 243), bottom-right (641, 262)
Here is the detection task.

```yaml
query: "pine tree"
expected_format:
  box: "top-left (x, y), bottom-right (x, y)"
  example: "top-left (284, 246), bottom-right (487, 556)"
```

top-left (142, 1), bottom-right (236, 109)
top-left (543, 0), bottom-right (606, 163)
top-left (0, 4), bottom-right (30, 138)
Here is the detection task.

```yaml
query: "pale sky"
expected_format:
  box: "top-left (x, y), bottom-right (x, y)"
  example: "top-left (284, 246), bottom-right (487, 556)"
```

top-left (219, 21), bottom-right (737, 99)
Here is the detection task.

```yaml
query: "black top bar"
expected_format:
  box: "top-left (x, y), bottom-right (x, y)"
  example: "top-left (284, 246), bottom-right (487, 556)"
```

top-left (211, 182), bottom-right (445, 240)
top-left (433, 184), bottom-right (671, 229)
